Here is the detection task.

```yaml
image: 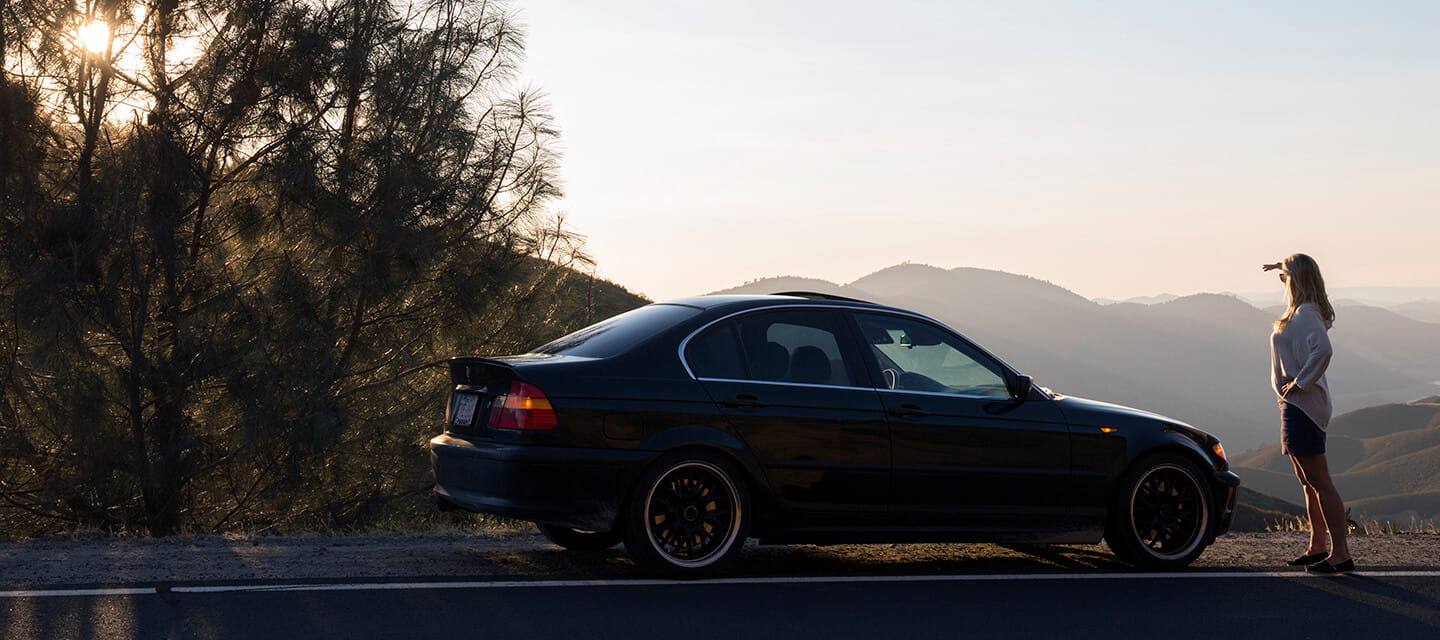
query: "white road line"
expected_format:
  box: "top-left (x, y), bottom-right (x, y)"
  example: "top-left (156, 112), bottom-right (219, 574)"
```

top-left (167, 570), bottom-right (1440, 593)
top-left (7, 571), bottom-right (1440, 598)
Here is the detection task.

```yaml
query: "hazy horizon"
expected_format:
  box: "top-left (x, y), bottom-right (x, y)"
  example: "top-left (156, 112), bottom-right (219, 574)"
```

top-left (707, 263), bottom-right (1440, 306)
top-left (518, 0), bottom-right (1440, 302)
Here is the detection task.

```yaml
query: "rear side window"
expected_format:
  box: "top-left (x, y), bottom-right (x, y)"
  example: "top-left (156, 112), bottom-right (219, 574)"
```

top-left (684, 322), bottom-right (747, 379)
top-left (532, 304), bottom-right (701, 358)
top-left (733, 310), bottom-right (859, 387)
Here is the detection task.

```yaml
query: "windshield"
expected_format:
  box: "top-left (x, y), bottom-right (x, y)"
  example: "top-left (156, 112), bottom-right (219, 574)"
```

top-left (531, 304), bottom-right (701, 358)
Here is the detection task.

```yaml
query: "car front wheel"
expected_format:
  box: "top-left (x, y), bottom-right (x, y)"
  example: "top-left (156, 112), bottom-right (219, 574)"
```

top-left (1105, 452), bottom-right (1214, 569)
top-left (622, 451), bottom-right (750, 578)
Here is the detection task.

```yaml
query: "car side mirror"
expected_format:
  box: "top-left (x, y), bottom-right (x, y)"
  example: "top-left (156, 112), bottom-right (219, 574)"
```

top-left (1008, 374), bottom-right (1033, 402)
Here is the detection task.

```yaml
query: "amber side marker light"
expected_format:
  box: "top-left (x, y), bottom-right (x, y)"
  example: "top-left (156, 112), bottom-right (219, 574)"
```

top-left (1212, 442), bottom-right (1227, 460)
top-left (1098, 427), bottom-right (1118, 434)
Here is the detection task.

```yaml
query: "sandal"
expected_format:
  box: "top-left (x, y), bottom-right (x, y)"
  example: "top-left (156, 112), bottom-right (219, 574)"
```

top-left (1306, 559), bottom-right (1355, 574)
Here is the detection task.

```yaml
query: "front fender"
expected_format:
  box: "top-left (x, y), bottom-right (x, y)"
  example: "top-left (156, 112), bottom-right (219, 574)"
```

top-left (1133, 428), bottom-right (1222, 472)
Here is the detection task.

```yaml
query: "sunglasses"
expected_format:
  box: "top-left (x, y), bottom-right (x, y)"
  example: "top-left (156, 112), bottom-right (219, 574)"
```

top-left (1278, 272), bottom-right (1288, 281)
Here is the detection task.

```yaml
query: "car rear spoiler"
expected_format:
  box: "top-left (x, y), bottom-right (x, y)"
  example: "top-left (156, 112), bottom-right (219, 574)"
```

top-left (448, 357), bottom-right (519, 387)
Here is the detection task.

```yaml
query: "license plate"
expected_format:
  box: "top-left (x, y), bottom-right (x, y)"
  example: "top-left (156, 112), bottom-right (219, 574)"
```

top-left (451, 393), bottom-right (480, 426)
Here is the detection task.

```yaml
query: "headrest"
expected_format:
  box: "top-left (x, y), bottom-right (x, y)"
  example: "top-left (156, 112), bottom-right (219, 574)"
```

top-left (752, 341), bottom-right (789, 380)
top-left (790, 346), bottom-right (832, 384)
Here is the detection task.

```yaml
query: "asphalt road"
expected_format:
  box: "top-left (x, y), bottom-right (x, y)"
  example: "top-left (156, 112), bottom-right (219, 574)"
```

top-left (5, 571), bottom-right (1439, 639)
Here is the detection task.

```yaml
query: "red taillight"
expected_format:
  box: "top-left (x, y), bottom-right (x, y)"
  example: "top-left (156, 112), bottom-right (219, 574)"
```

top-left (487, 382), bottom-right (558, 431)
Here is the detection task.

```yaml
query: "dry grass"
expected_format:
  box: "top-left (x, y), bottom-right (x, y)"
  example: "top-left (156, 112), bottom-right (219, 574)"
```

top-left (2, 494), bottom-right (532, 542)
top-left (1265, 513), bottom-right (1440, 535)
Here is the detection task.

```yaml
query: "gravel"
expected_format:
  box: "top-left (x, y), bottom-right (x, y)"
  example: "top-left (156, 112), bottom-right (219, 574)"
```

top-left (2, 531), bottom-right (1435, 588)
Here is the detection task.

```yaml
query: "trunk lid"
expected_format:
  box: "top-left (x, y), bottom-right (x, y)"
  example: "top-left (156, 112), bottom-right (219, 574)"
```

top-left (444, 357), bottom-right (519, 437)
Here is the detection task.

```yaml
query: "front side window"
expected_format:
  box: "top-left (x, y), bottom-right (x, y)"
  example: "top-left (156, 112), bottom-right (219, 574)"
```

top-left (730, 309), bottom-right (859, 387)
top-left (855, 313), bottom-right (1009, 398)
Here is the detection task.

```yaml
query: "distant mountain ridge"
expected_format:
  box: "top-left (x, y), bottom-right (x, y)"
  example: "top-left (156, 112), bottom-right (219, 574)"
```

top-left (1095, 293), bottom-right (1181, 305)
top-left (1107, 287), bottom-right (1440, 324)
top-left (1393, 300), bottom-right (1440, 324)
top-left (712, 264), bottom-right (1440, 454)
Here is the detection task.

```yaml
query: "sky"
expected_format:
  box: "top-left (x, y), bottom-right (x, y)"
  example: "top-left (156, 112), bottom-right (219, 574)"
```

top-left (516, 0), bottom-right (1440, 302)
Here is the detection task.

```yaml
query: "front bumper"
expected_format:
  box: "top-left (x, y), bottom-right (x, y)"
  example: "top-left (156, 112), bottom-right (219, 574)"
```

top-left (430, 434), bottom-right (651, 531)
top-left (1211, 469), bottom-right (1242, 539)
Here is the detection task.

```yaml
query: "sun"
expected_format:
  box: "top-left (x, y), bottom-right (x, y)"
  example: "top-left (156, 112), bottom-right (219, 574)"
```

top-left (76, 20), bottom-right (110, 55)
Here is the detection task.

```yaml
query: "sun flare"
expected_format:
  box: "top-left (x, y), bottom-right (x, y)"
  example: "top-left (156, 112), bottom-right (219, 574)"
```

top-left (76, 20), bottom-right (111, 55)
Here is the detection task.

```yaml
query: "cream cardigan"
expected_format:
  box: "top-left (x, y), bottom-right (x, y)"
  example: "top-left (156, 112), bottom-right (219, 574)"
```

top-left (1270, 302), bottom-right (1334, 429)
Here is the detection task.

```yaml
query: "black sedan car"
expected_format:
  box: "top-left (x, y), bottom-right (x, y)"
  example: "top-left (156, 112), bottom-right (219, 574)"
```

top-left (431, 293), bottom-right (1239, 577)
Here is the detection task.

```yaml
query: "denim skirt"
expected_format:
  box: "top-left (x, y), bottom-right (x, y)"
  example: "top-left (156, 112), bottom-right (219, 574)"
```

top-left (1280, 402), bottom-right (1326, 456)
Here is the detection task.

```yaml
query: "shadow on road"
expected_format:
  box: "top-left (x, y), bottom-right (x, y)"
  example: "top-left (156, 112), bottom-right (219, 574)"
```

top-left (456, 541), bottom-right (1136, 580)
top-left (1292, 573), bottom-right (1440, 628)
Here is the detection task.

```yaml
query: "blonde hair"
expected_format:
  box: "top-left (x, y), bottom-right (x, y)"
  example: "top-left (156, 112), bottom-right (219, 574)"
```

top-left (1275, 253), bottom-right (1335, 331)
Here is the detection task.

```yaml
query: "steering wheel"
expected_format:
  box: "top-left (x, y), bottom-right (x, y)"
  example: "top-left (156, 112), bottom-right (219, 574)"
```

top-left (897, 371), bottom-right (947, 393)
top-left (881, 368), bottom-right (898, 389)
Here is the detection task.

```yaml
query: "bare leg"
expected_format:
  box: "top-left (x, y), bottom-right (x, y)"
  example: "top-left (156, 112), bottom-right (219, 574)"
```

top-left (1294, 454), bottom-right (1350, 563)
top-left (1290, 457), bottom-right (1327, 555)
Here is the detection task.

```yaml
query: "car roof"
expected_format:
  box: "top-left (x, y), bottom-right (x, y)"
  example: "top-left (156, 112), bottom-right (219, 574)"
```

top-left (661, 292), bottom-right (907, 315)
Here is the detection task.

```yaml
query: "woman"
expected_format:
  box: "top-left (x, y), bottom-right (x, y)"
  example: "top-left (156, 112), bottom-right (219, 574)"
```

top-left (1262, 254), bottom-right (1352, 574)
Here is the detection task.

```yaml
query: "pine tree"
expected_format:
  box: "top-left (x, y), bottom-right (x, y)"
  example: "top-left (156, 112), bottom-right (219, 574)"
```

top-left (0, 0), bottom-right (610, 537)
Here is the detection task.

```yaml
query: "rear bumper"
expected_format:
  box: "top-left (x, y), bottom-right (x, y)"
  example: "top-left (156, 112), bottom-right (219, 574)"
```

top-left (430, 434), bottom-right (651, 531)
top-left (1211, 469), bottom-right (1242, 539)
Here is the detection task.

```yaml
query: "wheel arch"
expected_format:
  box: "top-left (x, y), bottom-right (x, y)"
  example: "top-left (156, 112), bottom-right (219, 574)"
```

top-left (634, 425), bottom-right (775, 532)
top-left (1125, 440), bottom-right (1216, 484)
top-left (1108, 440), bottom-right (1223, 540)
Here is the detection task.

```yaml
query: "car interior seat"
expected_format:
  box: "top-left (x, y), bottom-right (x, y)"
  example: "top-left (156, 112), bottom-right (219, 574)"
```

top-left (789, 345), bottom-right (832, 384)
top-left (752, 341), bottom-right (790, 381)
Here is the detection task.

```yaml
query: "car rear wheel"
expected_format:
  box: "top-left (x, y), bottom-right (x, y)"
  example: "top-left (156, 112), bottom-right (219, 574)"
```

top-left (535, 523), bottom-right (623, 551)
top-left (622, 451), bottom-right (750, 578)
top-left (1106, 452), bottom-right (1214, 569)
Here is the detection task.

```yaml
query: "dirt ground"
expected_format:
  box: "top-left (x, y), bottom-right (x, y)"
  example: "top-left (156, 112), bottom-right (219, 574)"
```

top-left (2, 530), bottom-right (1436, 588)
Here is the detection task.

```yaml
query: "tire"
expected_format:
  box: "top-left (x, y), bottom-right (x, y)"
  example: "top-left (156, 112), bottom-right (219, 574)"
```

top-left (621, 450), bottom-right (751, 578)
top-left (1105, 452), bottom-right (1215, 570)
top-left (536, 523), bottom-right (623, 551)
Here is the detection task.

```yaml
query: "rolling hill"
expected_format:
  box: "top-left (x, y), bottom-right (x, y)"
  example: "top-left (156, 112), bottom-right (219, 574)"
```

top-left (1232, 398), bottom-right (1440, 523)
top-left (1232, 486), bottom-right (1307, 532)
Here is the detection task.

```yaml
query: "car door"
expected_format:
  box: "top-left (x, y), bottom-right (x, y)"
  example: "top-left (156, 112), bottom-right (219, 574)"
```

top-left (849, 311), bottom-right (1072, 532)
top-left (685, 308), bottom-right (890, 521)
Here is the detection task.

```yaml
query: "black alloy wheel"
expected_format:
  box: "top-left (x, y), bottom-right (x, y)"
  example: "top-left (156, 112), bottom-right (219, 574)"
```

top-left (1132, 466), bottom-right (1204, 553)
top-left (1106, 452), bottom-right (1214, 569)
top-left (535, 523), bottom-right (623, 551)
top-left (622, 451), bottom-right (751, 578)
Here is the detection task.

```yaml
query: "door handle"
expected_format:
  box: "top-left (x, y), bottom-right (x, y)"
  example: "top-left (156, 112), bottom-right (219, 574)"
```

top-left (890, 404), bottom-right (930, 418)
top-left (725, 394), bottom-right (768, 409)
